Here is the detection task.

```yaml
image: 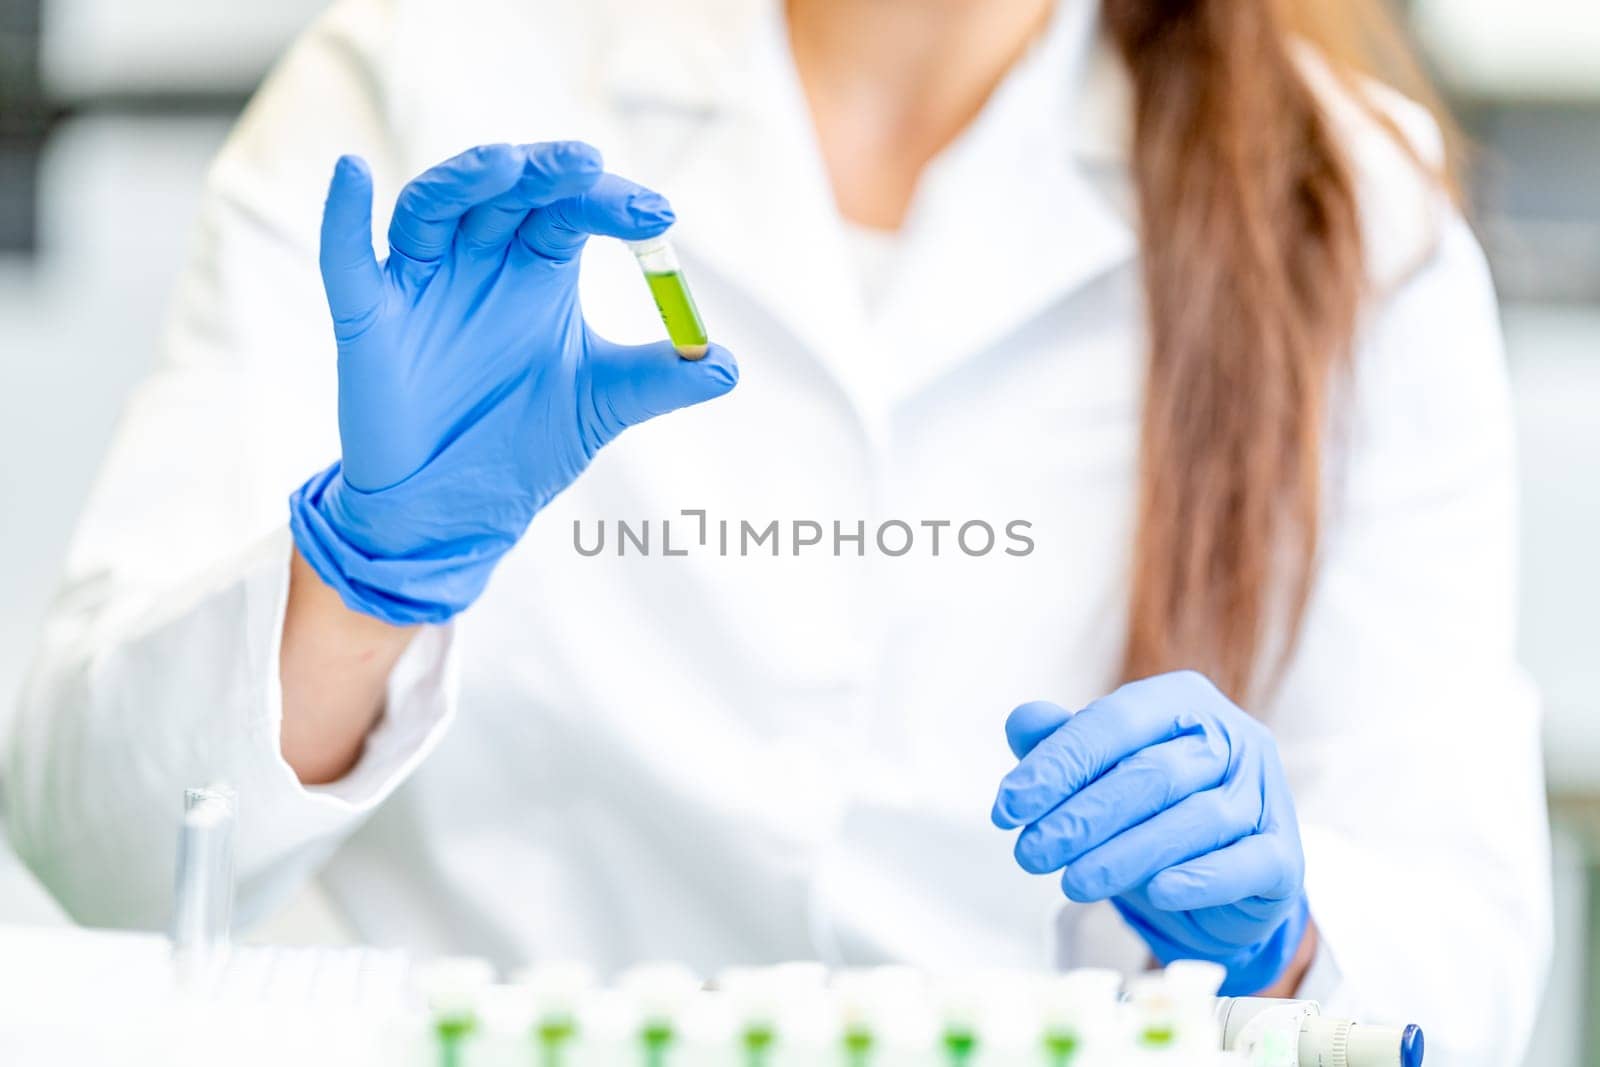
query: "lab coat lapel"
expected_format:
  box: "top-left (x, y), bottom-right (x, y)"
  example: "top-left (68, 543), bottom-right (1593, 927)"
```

top-left (598, 2), bottom-right (875, 411)
top-left (874, 0), bottom-right (1138, 401)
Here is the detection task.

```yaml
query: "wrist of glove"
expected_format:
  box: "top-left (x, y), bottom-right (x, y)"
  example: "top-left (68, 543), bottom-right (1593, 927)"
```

top-left (992, 671), bottom-right (1310, 995)
top-left (1114, 886), bottom-right (1311, 996)
top-left (290, 455), bottom-right (527, 626)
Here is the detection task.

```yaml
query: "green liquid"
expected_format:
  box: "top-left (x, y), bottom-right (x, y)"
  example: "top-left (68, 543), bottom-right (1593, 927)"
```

top-left (742, 1025), bottom-right (776, 1067)
top-left (436, 1016), bottom-right (475, 1067)
top-left (1043, 1032), bottom-right (1079, 1067)
top-left (645, 270), bottom-right (709, 357)
top-left (641, 1022), bottom-right (675, 1067)
top-left (843, 1027), bottom-right (874, 1067)
top-left (943, 1029), bottom-right (978, 1067)
top-left (537, 1016), bottom-right (578, 1067)
top-left (1139, 1026), bottom-right (1175, 1048)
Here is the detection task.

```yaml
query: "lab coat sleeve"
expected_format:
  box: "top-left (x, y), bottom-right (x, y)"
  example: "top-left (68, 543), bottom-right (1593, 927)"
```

top-left (1266, 208), bottom-right (1552, 1065)
top-left (5, 0), bottom-right (458, 931)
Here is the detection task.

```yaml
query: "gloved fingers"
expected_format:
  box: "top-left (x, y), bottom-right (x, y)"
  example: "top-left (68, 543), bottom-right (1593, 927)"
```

top-left (518, 173), bottom-right (675, 263)
top-left (1004, 700), bottom-right (1073, 759)
top-left (993, 671), bottom-right (1223, 829)
top-left (319, 155), bottom-right (385, 339)
top-left (579, 338), bottom-right (738, 451)
top-left (387, 143), bottom-right (526, 265)
top-left (1058, 785), bottom-right (1259, 902)
top-left (1146, 833), bottom-right (1303, 911)
top-left (457, 141), bottom-right (605, 251)
top-left (1012, 731), bottom-right (1231, 875)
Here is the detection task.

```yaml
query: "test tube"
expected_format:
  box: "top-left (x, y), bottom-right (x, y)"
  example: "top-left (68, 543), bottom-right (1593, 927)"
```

top-left (1130, 975), bottom-right (1182, 1049)
top-left (417, 957), bottom-right (496, 1067)
top-left (940, 1018), bottom-right (979, 1067)
top-left (1039, 968), bottom-right (1121, 1066)
top-left (619, 962), bottom-right (700, 1067)
top-left (833, 967), bottom-right (928, 1067)
top-left (516, 962), bottom-right (595, 1067)
top-left (716, 968), bottom-right (776, 1067)
top-left (171, 785), bottom-right (237, 983)
top-left (628, 233), bottom-right (710, 360)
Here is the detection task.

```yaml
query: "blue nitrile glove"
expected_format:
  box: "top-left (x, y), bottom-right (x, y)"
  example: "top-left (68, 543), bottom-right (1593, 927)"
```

top-left (991, 671), bottom-right (1310, 995)
top-left (290, 142), bottom-right (738, 624)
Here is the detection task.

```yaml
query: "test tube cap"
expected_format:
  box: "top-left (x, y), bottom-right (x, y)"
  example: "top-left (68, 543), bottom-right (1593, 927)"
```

top-left (416, 956), bottom-right (496, 1018)
top-left (515, 961), bottom-right (596, 995)
top-left (618, 961), bottom-right (701, 1021)
top-left (1162, 960), bottom-right (1227, 999)
top-left (1043, 967), bottom-right (1123, 1014)
top-left (768, 961), bottom-right (829, 991)
top-left (625, 234), bottom-right (672, 256)
top-left (1401, 1024), bottom-right (1425, 1067)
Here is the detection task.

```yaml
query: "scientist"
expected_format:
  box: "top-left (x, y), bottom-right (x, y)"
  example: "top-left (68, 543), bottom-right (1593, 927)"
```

top-left (8, 0), bottom-right (1550, 1062)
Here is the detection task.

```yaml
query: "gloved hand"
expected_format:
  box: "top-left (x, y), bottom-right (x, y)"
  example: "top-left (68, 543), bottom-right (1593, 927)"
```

top-left (991, 671), bottom-right (1310, 995)
top-left (290, 142), bottom-right (738, 624)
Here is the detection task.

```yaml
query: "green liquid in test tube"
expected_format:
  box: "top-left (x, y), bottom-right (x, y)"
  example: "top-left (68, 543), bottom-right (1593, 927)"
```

top-left (943, 1028), bottom-right (978, 1067)
top-left (641, 1021), bottom-right (675, 1067)
top-left (1043, 1031), bottom-right (1079, 1067)
top-left (435, 1015), bottom-right (475, 1067)
top-left (418, 958), bottom-right (494, 1067)
top-left (628, 233), bottom-right (710, 360)
top-left (537, 1015), bottom-right (578, 1067)
top-left (1139, 1025), bottom-right (1176, 1049)
top-left (742, 1024), bottom-right (776, 1067)
top-left (843, 1026), bottom-right (874, 1067)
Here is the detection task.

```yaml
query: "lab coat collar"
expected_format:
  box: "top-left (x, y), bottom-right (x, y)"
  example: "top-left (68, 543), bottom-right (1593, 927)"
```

top-left (871, 0), bottom-right (1137, 399)
top-left (596, 0), bottom-right (1137, 407)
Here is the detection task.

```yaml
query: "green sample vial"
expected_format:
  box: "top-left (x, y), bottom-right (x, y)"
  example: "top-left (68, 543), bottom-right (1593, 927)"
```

top-left (434, 1012), bottom-right (476, 1067)
top-left (942, 1027), bottom-right (979, 1067)
top-left (1138, 1025), bottom-right (1176, 1049)
top-left (640, 1020), bottom-right (675, 1067)
top-left (535, 1013), bottom-right (578, 1067)
top-left (741, 1023), bottom-right (776, 1067)
top-left (842, 1025), bottom-right (875, 1067)
top-left (628, 233), bottom-right (710, 360)
top-left (418, 957), bottom-right (494, 1067)
top-left (1042, 1030), bottom-right (1080, 1067)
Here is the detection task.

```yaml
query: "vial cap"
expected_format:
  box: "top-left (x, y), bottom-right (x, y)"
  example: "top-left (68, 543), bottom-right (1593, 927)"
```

top-left (618, 961), bottom-right (700, 1020)
top-left (626, 234), bottom-right (672, 255)
top-left (1401, 1024), bottom-right (1425, 1067)
top-left (1162, 960), bottom-right (1227, 1000)
top-left (416, 956), bottom-right (496, 1018)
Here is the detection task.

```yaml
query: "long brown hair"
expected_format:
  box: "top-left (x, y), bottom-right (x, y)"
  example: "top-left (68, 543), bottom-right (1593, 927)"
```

top-left (1102, 0), bottom-right (1453, 701)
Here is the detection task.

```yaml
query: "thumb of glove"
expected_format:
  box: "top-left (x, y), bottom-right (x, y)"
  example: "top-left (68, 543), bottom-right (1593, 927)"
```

top-left (584, 338), bottom-right (739, 447)
top-left (319, 155), bottom-right (384, 338)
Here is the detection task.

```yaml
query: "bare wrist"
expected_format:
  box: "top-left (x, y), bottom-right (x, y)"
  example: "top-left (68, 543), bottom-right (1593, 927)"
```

top-left (1258, 916), bottom-right (1319, 998)
top-left (280, 545), bottom-right (418, 784)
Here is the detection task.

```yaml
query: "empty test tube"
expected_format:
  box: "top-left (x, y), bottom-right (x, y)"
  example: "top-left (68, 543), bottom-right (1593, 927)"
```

top-left (628, 233), bottom-right (709, 360)
top-left (171, 785), bottom-right (237, 983)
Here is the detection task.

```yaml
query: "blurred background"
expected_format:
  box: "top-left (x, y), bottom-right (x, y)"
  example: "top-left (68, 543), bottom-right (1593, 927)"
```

top-left (0, 0), bottom-right (1596, 1062)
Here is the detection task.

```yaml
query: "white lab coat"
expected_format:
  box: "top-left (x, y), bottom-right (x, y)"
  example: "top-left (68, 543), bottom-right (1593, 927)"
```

top-left (7, 0), bottom-right (1551, 1062)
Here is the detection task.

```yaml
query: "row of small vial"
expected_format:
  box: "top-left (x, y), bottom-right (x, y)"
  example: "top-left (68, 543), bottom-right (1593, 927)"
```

top-left (414, 959), bottom-right (1242, 1067)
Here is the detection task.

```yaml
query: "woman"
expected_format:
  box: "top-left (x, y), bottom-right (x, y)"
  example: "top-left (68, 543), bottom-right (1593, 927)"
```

top-left (8, 0), bottom-right (1549, 1061)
